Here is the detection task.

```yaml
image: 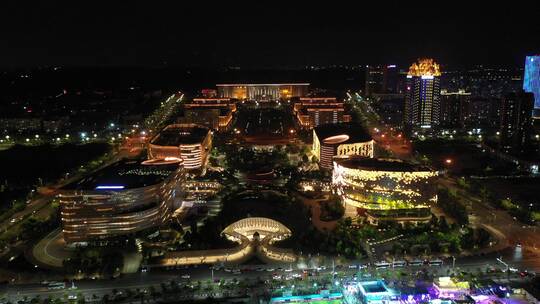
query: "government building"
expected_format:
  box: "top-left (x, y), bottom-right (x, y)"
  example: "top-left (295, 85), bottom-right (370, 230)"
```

top-left (216, 83), bottom-right (309, 100)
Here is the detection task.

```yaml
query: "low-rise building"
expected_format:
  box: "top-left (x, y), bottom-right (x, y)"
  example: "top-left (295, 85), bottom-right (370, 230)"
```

top-left (179, 98), bottom-right (236, 131)
top-left (148, 123), bottom-right (213, 170)
top-left (294, 97), bottom-right (351, 129)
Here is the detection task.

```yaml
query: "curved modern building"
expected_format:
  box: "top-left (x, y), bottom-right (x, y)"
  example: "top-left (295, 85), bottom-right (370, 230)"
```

top-left (162, 217), bottom-right (296, 266)
top-left (313, 123), bottom-right (374, 170)
top-left (59, 162), bottom-right (185, 244)
top-left (148, 123), bottom-right (212, 170)
top-left (333, 156), bottom-right (438, 225)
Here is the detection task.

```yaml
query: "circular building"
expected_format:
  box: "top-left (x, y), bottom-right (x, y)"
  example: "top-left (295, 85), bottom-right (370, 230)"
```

top-left (333, 156), bottom-right (438, 225)
top-left (59, 160), bottom-right (185, 244)
top-left (313, 123), bottom-right (374, 170)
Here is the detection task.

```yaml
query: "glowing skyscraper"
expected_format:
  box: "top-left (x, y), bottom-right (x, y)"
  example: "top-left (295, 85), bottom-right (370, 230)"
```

top-left (523, 56), bottom-right (540, 111)
top-left (404, 59), bottom-right (442, 131)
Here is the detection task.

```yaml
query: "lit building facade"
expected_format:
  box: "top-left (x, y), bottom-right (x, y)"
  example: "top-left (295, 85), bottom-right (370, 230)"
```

top-left (333, 156), bottom-right (437, 225)
top-left (216, 83), bottom-right (309, 100)
top-left (148, 123), bottom-right (213, 170)
top-left (500, 92), bottom-right (534, 152)
top-left (294, 97), bottom-right (351, 129)
top-left (523, 56), bottom-right (540, 113)
top-left (355, 280), bottom-right (399, 304)
top-left (404, 59), bottom-right (441, 131)
top-left (432, 277), bottom-right (470, 300)
top-left (59, 163), bottom-right (185, 244)
top-left (180, 98), bottom-right (236, 131)
top-left (312, 123), bottom-right (374, 170)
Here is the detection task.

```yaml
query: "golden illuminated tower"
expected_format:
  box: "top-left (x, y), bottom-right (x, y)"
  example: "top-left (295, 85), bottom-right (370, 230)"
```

top-left (404, 59), bottom-right (442, 131)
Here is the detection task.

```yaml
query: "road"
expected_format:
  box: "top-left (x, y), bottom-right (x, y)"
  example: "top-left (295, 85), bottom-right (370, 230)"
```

top-left (2, 254), bottom-right (536, 302)
top-left (439, 176), bottom-right (540, 271)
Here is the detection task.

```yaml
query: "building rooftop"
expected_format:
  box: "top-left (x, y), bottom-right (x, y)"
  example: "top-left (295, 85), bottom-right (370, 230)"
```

top-left (314, 122), bottom-right (372, 143)
top-left (150, 124), bottom-right (210, 146)
top-left (334, 156), bottom-right (432, 172)
top-left (62, 159), bottom-right (176, 190)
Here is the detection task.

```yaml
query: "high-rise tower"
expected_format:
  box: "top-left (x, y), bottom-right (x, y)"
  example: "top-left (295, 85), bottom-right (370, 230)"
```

top-left (404, 59), bottom-right (442, 131)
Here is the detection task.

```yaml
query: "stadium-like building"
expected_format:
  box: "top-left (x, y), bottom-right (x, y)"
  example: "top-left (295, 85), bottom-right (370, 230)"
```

top-left (312, 123), bottom-right (374, 170)
top-left (59, 161), bottom-right (185, 244)
top-left (333, 156), bottom-right (438, 225)
top-left (148, 123), bottom-right (212, 170)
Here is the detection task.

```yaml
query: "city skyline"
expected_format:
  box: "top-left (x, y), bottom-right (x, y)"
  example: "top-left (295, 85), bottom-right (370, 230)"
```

top-left (1, 3), bottom-right (540, 303)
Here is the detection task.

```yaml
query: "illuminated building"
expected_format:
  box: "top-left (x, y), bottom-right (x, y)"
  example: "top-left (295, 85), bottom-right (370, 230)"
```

top-left (499, 92), bottom-right (534, 152)
top-left (404, 59), bottom-right (441, 131)
top-left (293, 97), bottom-right (351, 129)
top-left (523, 56), bottom-right (540, 114)
top-left (432, 277), bottom-right (470, 300)
top-left (439, 89), bottom-right (471, 128)
top-left (180, 98), bottom-right (236, 131)
top-left (355, 280), bottom-right (399, 304)
top-left (332, 156), bottom-right (437, 225)
top-left (200, 89), bottom-right (217, 98)
top-left (216, 83), bottom-right (309, 100)
top-left (162, 217), bottom-right (295, 266)
top-left (59, 162), bottom-right (185, 244)
top-left (148, 123), bottom-right (212, 170)
top-left (312, 123), bottom-right (373, 170)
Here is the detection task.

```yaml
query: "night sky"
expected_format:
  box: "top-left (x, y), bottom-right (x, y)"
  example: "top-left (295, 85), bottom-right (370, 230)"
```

top-left (1, 2), bottom-right (539, 68)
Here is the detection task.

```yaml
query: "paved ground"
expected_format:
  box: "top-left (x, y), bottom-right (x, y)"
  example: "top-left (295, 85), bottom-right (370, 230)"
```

top-left (298, 194), bottom-right (338, 232)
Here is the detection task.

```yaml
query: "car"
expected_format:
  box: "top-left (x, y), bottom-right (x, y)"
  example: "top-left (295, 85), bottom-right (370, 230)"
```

top-left (266, 268), bottom-right (275, 272)
top-left (348, 265), bottom-right (358, 269)
top-left (181, 274), bottom-right (190, 279)
top-left (284, 268), bottom-right (293, 272)
top-left (224, 268), bottom-right (232, 272)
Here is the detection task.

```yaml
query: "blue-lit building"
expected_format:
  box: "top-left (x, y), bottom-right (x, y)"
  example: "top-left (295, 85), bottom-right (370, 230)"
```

top-left (523, 56), bottom-right (540, 114)
top-left (404, 59), bottom-right (442, 132)
top-left (356, 280), bottom-right (399, 304)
